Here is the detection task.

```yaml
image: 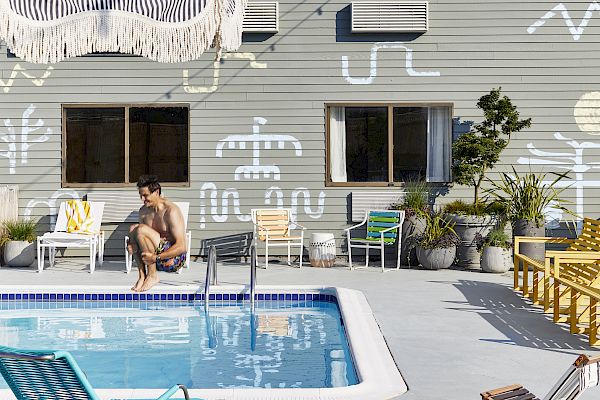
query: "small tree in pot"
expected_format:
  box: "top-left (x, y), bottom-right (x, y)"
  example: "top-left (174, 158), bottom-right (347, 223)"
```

top-left (449, 87), bottom-right (531, 269)
top-left (392, 180), bottom-right (429, 267)
top-left (415, 212), bottom-right (460, 270)
top-left (1, 219), bottom-right (37, 267)
top-left (486, 169), bottom-right (573, 261)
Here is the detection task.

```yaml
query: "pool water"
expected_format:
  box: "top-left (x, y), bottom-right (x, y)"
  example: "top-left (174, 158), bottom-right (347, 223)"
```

top-left (0, 299), bottom-right (358, 389)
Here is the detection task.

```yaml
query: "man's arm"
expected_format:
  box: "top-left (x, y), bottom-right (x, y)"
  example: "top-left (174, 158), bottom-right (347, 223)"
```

top-left (156, 206), bottom-right (187, 260)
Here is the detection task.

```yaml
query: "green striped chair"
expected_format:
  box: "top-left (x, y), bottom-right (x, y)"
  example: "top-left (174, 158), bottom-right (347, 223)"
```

top-left (346, 210), bottom-right (405, 272)
top-left (0, 346), bottom-right (192, 400)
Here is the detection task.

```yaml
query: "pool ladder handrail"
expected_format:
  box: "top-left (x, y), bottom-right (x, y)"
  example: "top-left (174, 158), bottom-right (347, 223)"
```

top-left (250, 244), bottom-right (257, 308)
top-left (204, 245), bottom-right (218, 302)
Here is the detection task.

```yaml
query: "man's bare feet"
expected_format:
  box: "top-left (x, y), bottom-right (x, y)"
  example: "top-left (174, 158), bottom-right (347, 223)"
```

top-left (139, 275), bottom-right (160, 292)
top-left (132, 275), bottom-right (145, 292)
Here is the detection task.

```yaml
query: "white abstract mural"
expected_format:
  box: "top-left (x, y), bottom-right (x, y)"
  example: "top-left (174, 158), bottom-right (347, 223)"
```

top-left (528, 1), bottom-right (600, 40)
top-left (24, 189), bottom-right (80, 227)
top-left (0, 104), bottom-right (50, 174)
top-left (182, 52), bottom-right (267, 94)
top-left (518, 92), bottom-right (600, 224)
top-left (0, 63), bottom-right (54, 93)
top-left (341, 42), bottom-right (440, 85)
top-left (199, 117), bottom-right (326, 229)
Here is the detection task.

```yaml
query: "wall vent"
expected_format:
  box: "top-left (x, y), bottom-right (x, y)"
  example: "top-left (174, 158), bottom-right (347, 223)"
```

top-left (351, 1), bottom-right (428, 33)
top-left (243, 2), bottom-right (279, 33)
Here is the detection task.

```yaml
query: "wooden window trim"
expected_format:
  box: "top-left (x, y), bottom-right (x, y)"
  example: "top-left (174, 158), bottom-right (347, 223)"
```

top-left (324, 102), bottom-right (453, 187)
top-left (61, 103), bottom-right (191, 188)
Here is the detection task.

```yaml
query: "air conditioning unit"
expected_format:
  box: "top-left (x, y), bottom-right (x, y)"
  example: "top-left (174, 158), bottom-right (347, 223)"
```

top-left (351, 1), bottom-right (428, 33)
top-left (243, 2), bottom-right (279, 33)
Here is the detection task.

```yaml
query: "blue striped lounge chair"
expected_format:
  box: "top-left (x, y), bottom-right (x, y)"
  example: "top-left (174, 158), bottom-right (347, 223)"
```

top-left (0, 346), bottom-right (192, 400)
top-left (345, 209), bottom-right (405, 272)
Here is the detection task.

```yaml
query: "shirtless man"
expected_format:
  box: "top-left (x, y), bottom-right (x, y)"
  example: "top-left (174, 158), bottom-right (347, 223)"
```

top-left (128, 175), bottom-right (187, 292)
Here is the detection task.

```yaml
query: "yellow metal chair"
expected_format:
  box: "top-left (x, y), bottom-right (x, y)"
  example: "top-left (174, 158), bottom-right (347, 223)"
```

top-left (251, 208), bottom-right (305, 268)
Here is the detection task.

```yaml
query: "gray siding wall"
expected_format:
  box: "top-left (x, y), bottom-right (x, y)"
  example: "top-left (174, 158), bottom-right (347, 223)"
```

top-left (1, 0), bottom-right (600, 256)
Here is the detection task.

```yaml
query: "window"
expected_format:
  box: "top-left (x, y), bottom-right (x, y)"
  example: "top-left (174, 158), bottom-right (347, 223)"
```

top-left (63, 105), bottom-right (189, 186)
top-left (327, 104), bottom-right (452, 185)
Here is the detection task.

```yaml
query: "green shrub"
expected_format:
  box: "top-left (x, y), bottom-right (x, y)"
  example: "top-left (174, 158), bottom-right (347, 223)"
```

top-left (443, 200), bottom-right (506, 216)
top-left (417, 212), bottom-right (460, 249)
top-left (475, 228), bottom-right (512, 252)
top-left (0, 219), bottom-right (37, 246)
top-left (392, 180), bottom-right (429, 217)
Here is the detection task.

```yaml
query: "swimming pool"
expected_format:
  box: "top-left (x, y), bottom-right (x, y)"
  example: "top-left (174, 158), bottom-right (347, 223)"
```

top-left (0, 286), bottom-right (407, 399)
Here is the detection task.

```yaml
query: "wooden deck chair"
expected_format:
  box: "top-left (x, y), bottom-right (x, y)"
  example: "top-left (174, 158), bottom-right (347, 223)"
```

top-left (481, 354), bottom-right (600, 400)
top-left (37, 201), bottom-right (105, 273)
top-left (0, 345), bottom-right (191, 400)
top-left (346, 209), bottom-right (405, 272)
top-left (124, 202), bottom-right (192, 274)
top-left (251, 208), bottom-right (305, 269)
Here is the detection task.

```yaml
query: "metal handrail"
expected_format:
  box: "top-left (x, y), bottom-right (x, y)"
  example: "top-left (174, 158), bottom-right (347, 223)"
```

top-left (250, 244), bottom-right (257, 307)
top-left (204, 245), bottom-right (217, 304)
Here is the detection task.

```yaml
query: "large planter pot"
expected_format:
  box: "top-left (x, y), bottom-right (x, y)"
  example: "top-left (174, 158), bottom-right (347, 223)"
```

top-left (416, 246), bottom-right (456, 270)
top-left (2, 241), bottom-right (35, 267)
top-left (512, 219), bottom-right (545, 261)
top-left (446, 214), bottom-right (498, 270)
top-left (480, 246), bottom-right (512, 273)
top-left (401, 214), bottom-right (427, 267)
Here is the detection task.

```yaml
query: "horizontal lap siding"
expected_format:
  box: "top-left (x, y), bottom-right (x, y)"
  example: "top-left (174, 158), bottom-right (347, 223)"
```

top-left (1, 0), bottom-right (600, 256)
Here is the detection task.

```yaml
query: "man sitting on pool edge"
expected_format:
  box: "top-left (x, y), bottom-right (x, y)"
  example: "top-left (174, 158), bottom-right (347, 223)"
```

top-left (127, 175), bottom-right (187, 292)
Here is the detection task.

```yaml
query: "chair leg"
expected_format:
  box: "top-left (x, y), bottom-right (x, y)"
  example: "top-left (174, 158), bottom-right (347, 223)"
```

top-left (348, 242), bottom-right (353, 270)
top-left (396, 243), bottom-right (401, 270)
top-left (287, 243), bottom-right (291, 266)
top-left (381, 245), bottom-right (385, 273)
top-left (37, 239), bottom-right (43, 272)
top-left (299, 242), bottom-right (303, 268)
top-left (98, 232), bottom-right (104, 267)
top-left (265, 240), bottom-right (269, 269)
top-left (365, 245), bottom-right (370, 268)
top-left (89, 241), bottom-right (96, 274)
top-left (49, 246), bottom-right (55, 267)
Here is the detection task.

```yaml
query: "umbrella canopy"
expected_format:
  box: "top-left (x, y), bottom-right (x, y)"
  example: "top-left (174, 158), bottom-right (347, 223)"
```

top-left (0, 0), bottom-right (246, 64)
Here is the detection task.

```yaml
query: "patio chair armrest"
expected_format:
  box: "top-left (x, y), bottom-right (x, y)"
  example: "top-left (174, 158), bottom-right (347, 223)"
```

top-left (514, 236), bottom-right (572, 244)
top-left (549, 251), bottom-right (600, 260)
top-left (345, 222), bottom-right (367, 232)
top-left (380, 224), bottom-right (402, 233)
top-left (292, 223), bottom-right (307, 230)
top-left (157, 384), bottom-right (190, 400)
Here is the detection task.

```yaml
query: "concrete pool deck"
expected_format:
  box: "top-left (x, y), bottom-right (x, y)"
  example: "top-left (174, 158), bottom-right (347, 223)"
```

top-left (1, 258), bottom-right (599, 400)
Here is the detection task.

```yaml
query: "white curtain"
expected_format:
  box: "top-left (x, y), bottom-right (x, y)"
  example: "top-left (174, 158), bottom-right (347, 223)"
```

top-left (330, 107), bottom-right (347, 182)
top-left (427, 107), bottom-right (451, 182)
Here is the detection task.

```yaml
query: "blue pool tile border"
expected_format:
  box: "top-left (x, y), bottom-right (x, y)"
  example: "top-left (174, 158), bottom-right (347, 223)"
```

top-left (0, 292), bottom-right (338, 305)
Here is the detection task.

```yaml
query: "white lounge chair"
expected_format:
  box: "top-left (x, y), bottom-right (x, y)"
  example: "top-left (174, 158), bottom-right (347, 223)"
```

top-left (251, 208), bottom-right (305, 269)
top-left (124, 202), bottom-right (192, 274)
top-left (37, 201), bottom-right (105, 273)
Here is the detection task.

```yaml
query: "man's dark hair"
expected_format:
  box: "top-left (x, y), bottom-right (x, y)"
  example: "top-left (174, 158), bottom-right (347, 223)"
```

top-left (137, 175), bottom-right (161, 195)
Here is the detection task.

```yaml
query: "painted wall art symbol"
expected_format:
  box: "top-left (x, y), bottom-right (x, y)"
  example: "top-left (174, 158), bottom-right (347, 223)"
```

top-left (518, 91), bottom-right (600, 224)
top-left (528, 1), bottom-right (600, 40)
top-left (341, 42), bottom-right (440, 85)
top-left (199, 117), bottom-right (326, 229)
top-left (0, 104), bottom-right (50, 174)
top-left (0, 63), bottom-right (54, 93)
top-left (182, 52), bottom-right (267, 94)
top-left (216, 117), bottom-right (302, 180)
top-left (24, 189), bottom-right (80, 227)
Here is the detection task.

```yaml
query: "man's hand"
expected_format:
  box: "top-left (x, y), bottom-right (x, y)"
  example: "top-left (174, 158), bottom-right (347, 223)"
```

top-left (141, 252), bottom-right (157, 265)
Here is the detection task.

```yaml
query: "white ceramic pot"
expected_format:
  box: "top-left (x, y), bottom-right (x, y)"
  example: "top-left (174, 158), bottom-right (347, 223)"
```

top-left (3, 240), bottom-right (35, 267)
top-left (309, 233), bottom-right (336, 267)
top-left (480, 246), bottom-right (512, 273)
top-left (416, 246), bottom-right (456, 270)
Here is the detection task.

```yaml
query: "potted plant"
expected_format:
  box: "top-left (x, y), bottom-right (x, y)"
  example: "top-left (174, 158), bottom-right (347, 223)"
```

top-left (1, 219), bottom-right (37, 267)
top-left (449, 87), bottom-right (532, 269)
top-left (486, 169), bottom-right (574, 261)
top-left (392, 179), bottom-right (429, 267)
top-left (475, 226), bottom-right (513, 273)
top-left (415, 212), bottom-right (460, 270)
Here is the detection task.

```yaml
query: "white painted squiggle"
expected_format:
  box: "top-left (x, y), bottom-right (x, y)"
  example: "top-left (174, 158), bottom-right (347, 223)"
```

top-left (0, 64), bottom-right (54, 93)
top-left (291, 188), bottom-right (326, 220)
top-left (24, 189), bottom-right (80, 227)
top-left (216, 117), bottom-right (302, 180)
top-left (527, 1), bottom-right (600, 40)
top-left (199, 182), bottom-right (250, 229)
top-left (341, 42), bottom-right (440, 85)
top-left (0, 104), bottom-right (50, 174)
top-left (182, 52), bottom-right (267, 94)
top-left (265, 186), bottom-right (284, 208)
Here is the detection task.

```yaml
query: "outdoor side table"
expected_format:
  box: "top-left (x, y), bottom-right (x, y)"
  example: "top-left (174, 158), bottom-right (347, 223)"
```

top-left (309, 233), bottom-right (336, 267)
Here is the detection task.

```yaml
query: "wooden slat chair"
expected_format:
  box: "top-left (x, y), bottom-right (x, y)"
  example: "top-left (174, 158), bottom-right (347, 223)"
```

top-left (0, 345), bottom-right (192, 400)
top-left (346, 209), bottom-right (405, 272)
top-left (481, 354), bottom-right (600, 400)
top-left (514, 218), bottom-right (600, 311)
top-left (251, 208), bottom-right (305, 269)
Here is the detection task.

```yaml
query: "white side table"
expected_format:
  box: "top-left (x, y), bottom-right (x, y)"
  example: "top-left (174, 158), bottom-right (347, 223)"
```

top-left (309, 233), bottom-right (336, 267)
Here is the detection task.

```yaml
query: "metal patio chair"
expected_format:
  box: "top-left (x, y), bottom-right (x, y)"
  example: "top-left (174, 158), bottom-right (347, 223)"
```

top-left (346, 209), bottom-right (405, 272)
top-left (0, 345), bottom-right (191, 400)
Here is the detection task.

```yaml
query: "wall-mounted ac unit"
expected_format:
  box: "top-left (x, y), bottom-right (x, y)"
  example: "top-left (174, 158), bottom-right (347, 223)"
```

top-left (243, 2), bottom-right (279, 33)
top-left (351, 1), bottom-right (428, 33)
